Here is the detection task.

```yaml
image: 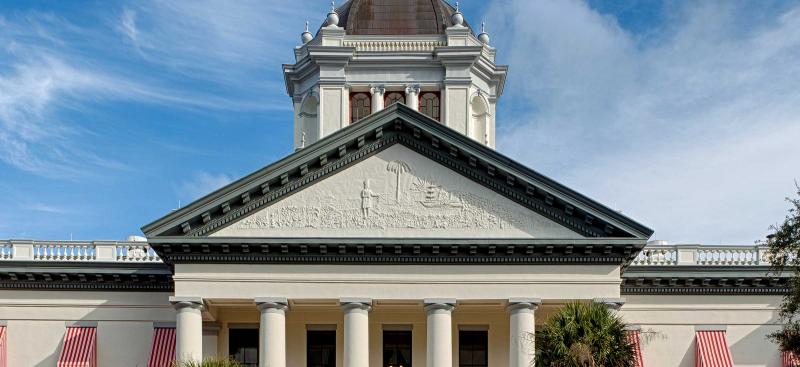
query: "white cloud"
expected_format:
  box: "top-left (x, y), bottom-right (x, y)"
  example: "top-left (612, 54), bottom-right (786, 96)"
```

top-left (486, 0), bottom-right (800, 244)
top-left (0, 5), bottom-right (308, 179)
top-left (119, 8), bottom-right (139, 44)
top-left (177, 171), bottom-right (234, 203)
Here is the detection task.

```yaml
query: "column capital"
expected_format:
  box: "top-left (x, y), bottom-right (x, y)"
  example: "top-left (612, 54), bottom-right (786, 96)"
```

top-left (170, 296), bottom-right (204, 311)
top-left (340, 297), bottom-right (372, 311)
top-left (369, 85), bottom-right (385, 95)
top-left (424, 298), bottom-right (456, 312)
top-left (507, 298), bottom-right (541, 312)
top-left (405, 84), bottom-right (421, 95)
top-left (593, 297), bottom-right (626, 310)
top-left (255, 297), bottom-right (289, 312)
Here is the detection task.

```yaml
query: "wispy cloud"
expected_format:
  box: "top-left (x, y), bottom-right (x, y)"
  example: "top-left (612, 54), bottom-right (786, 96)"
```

top-left (27, 203), bottom-right (70, 214)
top-left (487, 0), bottom-right (800, 244)
top-left (177, 171), bottom-right (234, 203)
top-left (0, 2), bottom-right (317, 179)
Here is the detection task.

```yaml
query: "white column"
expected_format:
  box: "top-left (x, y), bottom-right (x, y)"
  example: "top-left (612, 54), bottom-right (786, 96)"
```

top-left (507, 298), bottom-right (540, 367)
top-left (424, 298), bottom-right (455, 367)
top-left (170, 296), bottom-right (204, 362)
top-left (370, 85), bottom-right (385, 113)
top-left (255, 297), bottom-right (288, 367)
top-left (592, 298), bottom-right (625, 311)
top-left (405, 84), bottom-right (420, 110)
top-left (341, 298), bottom-right (371, 367)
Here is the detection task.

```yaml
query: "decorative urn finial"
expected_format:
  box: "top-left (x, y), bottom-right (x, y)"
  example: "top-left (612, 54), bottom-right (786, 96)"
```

top-left (451, 1), bottom-right (464, 27)
top-left (478, 22), bottom-right (490, 44)
top-left (325, 0), bottom-right (339, 27)
top-left (301, 21), bottom-right (313, 43)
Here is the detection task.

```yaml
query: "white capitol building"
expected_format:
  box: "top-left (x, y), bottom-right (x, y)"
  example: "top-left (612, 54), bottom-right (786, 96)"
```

top-left (0, 1), bottom-right (789, 366)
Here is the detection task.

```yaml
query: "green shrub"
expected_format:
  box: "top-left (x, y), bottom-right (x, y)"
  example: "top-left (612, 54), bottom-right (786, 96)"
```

top-left (535, 302), bottom-right (634, 367)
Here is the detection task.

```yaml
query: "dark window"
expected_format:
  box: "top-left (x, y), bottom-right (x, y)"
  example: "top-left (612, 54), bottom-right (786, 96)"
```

top-left (229, 328), bottom-right (259, 367)
top-left (418, 92), bottom-right (440, 121)
top-left (385, 92), bottom-right (405, 106)
top-left (350, 92), bottom-right (371, 124)
top-left (383, 330), bottom-right (412, 367)
top-left (308, 330), bottom-right (337, 367)
top-left (459, 330), bottom-right (488, 367)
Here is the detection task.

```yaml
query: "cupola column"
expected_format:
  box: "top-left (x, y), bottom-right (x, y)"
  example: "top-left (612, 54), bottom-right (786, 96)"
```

top-left (370, 85), bottom-right (385, 113)
top-left (256, 297), bottom-right (289, 367)
top-left (341, 298), bottom-right (372, 367)
top-left (405, 84), bottom-right (420, 110)
top-left (170, 296), bottom-right (204, 362)
top-left (507, 298), bottom-right (541, 367)
top-left (424, 299), bottom-right (456, 367)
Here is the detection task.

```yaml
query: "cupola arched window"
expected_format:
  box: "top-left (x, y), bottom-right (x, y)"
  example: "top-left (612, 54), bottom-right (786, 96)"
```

top-left (419, 92), bottom-right (440, 121)
top-left (350, 92), bottom-right (371, 124)
top-left (385, 92), bottom-right (405, 106)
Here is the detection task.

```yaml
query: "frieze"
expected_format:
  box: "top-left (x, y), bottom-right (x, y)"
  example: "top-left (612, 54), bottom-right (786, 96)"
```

top-left (215, 146), bottom-right (577, 238)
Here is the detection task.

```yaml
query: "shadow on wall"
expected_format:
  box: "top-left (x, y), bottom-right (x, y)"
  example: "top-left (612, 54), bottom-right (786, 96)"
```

top-left (730, 324), bottom-right (783, 366)
top-left (33, 332), bottom-right (61, 367)
top-left (3, 293), bottom-right (175, 367)
top-left (677, 337), bottom-right (695, 367)
top-left (640, 327), bottom-right (695, 367)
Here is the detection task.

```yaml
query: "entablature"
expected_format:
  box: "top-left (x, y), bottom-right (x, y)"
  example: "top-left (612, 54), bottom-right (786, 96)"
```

top-left (621, 265), bottom-right (789, 295)
top-left (147, 237), bottom-right (645, 265)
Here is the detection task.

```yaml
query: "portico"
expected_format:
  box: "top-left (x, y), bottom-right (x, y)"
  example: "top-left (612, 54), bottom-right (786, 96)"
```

top-left (167, 295), bottom-right (554, 367)
top-left (162, 247), bottom-right (630, 366)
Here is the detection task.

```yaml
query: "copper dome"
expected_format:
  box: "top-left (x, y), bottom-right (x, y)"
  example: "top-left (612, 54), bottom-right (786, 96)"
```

top-left (333, 0), bottom-right (470, 35)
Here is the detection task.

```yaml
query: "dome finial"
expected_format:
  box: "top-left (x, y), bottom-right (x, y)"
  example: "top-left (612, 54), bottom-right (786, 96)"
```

top-left (478, 21), bottom-right (490, 44)
top-left (301, 21), bottom-right (313, 44)
top-left (451, 1), bottom-right (464, 27)
top-left (325, 0), bottom-right (339, 28)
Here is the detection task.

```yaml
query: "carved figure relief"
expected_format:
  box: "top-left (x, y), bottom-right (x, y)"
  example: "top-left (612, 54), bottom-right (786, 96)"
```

top-left (234, 160), bottom-right (554, 234)
top-left (215, 146), bottom-right (579, 238)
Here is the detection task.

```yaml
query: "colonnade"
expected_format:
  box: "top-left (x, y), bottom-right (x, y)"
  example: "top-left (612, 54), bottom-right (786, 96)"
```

top-left (368, 84), bottom-right (421, 113)
top-left (169, 297), bottom-right (543, 367)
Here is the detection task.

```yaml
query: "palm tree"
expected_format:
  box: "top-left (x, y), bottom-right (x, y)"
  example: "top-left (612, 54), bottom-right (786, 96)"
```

top-left (172, 357), bottom-right (241, 367)
top-left (386, 160), bottom-right (411, 201)
top-left (535, 302), bottom-right (635, 367)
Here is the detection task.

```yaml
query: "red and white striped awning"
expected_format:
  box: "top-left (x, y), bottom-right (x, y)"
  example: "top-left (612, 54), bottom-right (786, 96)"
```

top-left (148, 327), bottom-right (176, 367)
top-left (0, 325), bottom-right (7, 367)
top-left (695, 330), bottom-right (734, 367)
top-left (57, 327), bottom-right (97, 367)
top-left (784, 350), bottom-right (800, 367)
top-left (627, 329), bottom-right (645, 367)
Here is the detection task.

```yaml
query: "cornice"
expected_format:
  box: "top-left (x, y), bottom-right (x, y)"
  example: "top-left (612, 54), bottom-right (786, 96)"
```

top-left (621, 265), bottom-right (790, 295)
top-left (147, 237), bottom-right (643, 265)
top-left (0, 261), bottom-right (173, 292)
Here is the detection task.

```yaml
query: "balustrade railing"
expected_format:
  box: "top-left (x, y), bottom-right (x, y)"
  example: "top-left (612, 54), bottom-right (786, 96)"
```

top-left (0, 240), bottom-right (160, 263)
top-left (631, 244), bottom-right (767, 266)
top-left (0, 239), bottom-right (768, 266)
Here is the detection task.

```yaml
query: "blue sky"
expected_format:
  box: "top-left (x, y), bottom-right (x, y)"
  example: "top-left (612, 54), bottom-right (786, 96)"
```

top-left (0, 0), bottom-right (798, 244)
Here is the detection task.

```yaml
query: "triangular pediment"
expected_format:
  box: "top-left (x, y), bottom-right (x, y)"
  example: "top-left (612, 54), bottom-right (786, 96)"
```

top-left (212, 145), bottom-right (578, 238)
top-left (142, 104), bottom-right (653, 240)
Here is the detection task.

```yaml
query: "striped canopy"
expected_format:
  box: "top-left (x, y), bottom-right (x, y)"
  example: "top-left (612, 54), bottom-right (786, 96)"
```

top-left (695, 330), bottom-right (733, 367)
top-left (57, 327), bottom-right (97, 367)
top-left (784, 350), bottom-right (800, 367)
top-left (148, 327), bottom-right (176, 367)
top-left (626, 329), bottom-right (645, 367)
top-left (0, 326), bottom-right (7, 367)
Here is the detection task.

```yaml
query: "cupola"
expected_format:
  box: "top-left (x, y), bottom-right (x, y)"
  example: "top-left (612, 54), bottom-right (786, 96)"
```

top-left (284, 0), bottom-right (507, 150)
